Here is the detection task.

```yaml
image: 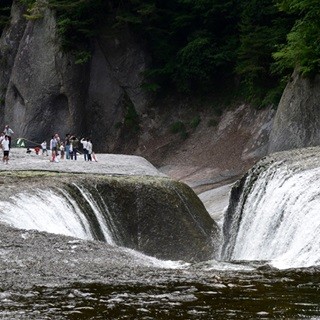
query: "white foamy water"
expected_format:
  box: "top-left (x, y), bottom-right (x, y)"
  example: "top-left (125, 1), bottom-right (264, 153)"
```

top-left (0, 189), bottom-right (102, 241)
top-left (229, 165), bottom-right (320, 269)
top-left (72, 184), bottom-right (116, 245)
top-left (0, 187), bottom-right (189, 270)
top-left (122, 247), bottom-right (190, 269)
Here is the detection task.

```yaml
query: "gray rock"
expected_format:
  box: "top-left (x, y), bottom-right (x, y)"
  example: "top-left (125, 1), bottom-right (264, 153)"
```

top-left (268, 70), bottom-right (320, 153)
top-left (0, 1), bottom-right (27, 128)
top-left (4, 3), bottom-right (88, 141)
top-left (1, 2), bottom-right (151, 151)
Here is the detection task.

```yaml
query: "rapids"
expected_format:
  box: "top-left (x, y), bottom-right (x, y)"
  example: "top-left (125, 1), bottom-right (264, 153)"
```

top-left (2, 149), bottom-right (319, 270)
top-left (222, 148), bottom-right (320, 269)
top-left (0, 148), bottom-right (320, 318)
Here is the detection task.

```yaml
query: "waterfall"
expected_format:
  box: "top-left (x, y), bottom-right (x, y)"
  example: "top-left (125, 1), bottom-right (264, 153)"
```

top-left (0, 187), bottom-right (115, 244)
top-left (72, 184), bottom-right (116, 245)
top-left (222, 161), bottom-right (320, 269)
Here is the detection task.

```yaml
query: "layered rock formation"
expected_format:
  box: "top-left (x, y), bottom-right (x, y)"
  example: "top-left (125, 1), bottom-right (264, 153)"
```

top-left (0, 171), bottom-right (218, 262)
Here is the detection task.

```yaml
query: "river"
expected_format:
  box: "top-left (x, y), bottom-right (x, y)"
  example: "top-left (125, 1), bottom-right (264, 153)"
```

top-left (0, 148), bottom-right (320, 319)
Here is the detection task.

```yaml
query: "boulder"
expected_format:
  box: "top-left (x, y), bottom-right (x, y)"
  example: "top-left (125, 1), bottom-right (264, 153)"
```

top-left (268, 70), bottom-right (320, 153)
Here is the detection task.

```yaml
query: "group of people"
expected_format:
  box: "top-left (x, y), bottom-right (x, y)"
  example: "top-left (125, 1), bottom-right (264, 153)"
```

top-left (0, 125), bottom-right (98, 165)
top-left (0, 125), bottom-right (14, 164)
top-left (46, 133), bottom-right (97, 163)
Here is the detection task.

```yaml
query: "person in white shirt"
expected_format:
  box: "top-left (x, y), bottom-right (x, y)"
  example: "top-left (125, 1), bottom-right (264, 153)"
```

top-left (59, 142), bottom-right (65, 160)
top-left (81, 138), bottom-right (89, 161)
top-left (87, 139), bottom-right (92, 161)
top-left (41, 140), bottom-right (48, 156)
top-left (3, 125), bottom-right (14, 149)
top-left (1, 135), bottom-right (10, 164)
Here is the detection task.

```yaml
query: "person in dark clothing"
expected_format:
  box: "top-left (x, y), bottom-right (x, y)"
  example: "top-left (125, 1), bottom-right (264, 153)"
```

top-left (70, 136), bottom-right (79, 160)
top-left (65, 133), bottom-right (71, 160)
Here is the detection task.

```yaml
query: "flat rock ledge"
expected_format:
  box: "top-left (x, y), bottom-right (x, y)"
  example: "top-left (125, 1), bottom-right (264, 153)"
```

top-left (1, 148), bottom-right (165, 177)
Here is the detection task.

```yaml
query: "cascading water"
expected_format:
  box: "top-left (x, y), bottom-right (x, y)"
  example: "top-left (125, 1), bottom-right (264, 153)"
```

top-left (0, 187), bottom-right (115, 244)
top-left (1, 151), bottom-right (320, 319)
top-left (222, 159), bottom-right (320, 269)
top-left (73, 184), bottom-right (116, 245)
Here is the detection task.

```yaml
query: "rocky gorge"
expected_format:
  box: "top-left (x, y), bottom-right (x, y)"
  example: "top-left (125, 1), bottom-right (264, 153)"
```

top-left (1, 1), bottom-right (320, 192)
top-left (1, 1), bottom-right (320, 318)
top-left (0, 149), bottom-right (217, 293)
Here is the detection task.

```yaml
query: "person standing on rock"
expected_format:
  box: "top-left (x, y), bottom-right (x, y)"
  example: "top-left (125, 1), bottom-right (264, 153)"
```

top-left (65, 134), bottom-right (71, 160)
top-left (89, 139), bottom-right (98, 162)
top-left (70, 135), bottom-right (79, 160)
top-left (87, 139), bottom-right (92, 161)
top-left (60, 142), bottom-right (65, 160)
top-left (41, 140), bottom-right (48, 156)
top-left (1, 135), bottom-right (10, 164)
top-left (3, 125), bottom-right (14, 149)
top-left (50, 134), bottom-right (58, 162)
top-left (81, 137), bottom-right (89, 161)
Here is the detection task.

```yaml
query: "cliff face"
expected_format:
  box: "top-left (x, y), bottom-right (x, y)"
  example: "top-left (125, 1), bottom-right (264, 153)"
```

top-left (0, 1), bottom-right (150, 151)
top-left (3, 1), bottom-right (320, 189)
top-left (1, 2), bottom-right (88, 141)
top-left (268, 70), bottom-right (320, 154)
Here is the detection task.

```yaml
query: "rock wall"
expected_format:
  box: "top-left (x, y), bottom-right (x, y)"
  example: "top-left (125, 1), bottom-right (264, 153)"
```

top-left (0, 1), bottom-right (151, 151)
top-left (268, 70), bottom-right (320, 153)
top-left (0, 1), bottom-right (27, 128)
top-left (86, 27), bottom-right (151, 152)
top-left (1, 2), bottom-right (88, 141)
top-left (5, 1), bottom-right (320, 172)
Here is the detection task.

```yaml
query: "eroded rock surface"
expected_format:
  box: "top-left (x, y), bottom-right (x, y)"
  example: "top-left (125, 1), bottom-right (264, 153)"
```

top-left (0, 149), bottom-right (218, 262)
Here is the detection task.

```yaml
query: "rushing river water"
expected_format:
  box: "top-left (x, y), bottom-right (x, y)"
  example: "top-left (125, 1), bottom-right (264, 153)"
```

top-left (1, 263), bottom-right (319, 319)
top-left (1, 150), bottom-right (320, 319)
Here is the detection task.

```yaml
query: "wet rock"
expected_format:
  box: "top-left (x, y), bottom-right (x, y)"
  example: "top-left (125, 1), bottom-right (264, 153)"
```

top-left (0, 149), bottom-right (219, 263)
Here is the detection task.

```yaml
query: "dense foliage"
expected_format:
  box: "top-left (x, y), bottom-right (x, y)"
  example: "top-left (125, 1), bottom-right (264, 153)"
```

top-left (0, 0), bottom-right (12, 32)
top-left (111, 0), bottom-right (298, 106)
top-left (17, 0), bottom-right (109, 63)
top-left (273, 0), bottom-right (320, 77)
top-left (2, 0), bottom-right (319, 107)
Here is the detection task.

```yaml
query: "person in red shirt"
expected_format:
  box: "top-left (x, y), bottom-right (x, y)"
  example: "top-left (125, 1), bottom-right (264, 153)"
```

top-left (34, 146), bottom-right (40, 155)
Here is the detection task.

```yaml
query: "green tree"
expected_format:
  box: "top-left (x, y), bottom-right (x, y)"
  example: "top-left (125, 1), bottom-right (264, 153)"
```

top-left (235, 0), bottom-right (294, 106)
top-left (0, 0), bottom-right (12, 35)
top-left (114, 0), bottom-right (240, 93)
top-left (49, 0), bottom-right (110, 63)
top-left (7, 0), bottom-right (317, 107)
top-left (273, 0), bottom-right (320, 76)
